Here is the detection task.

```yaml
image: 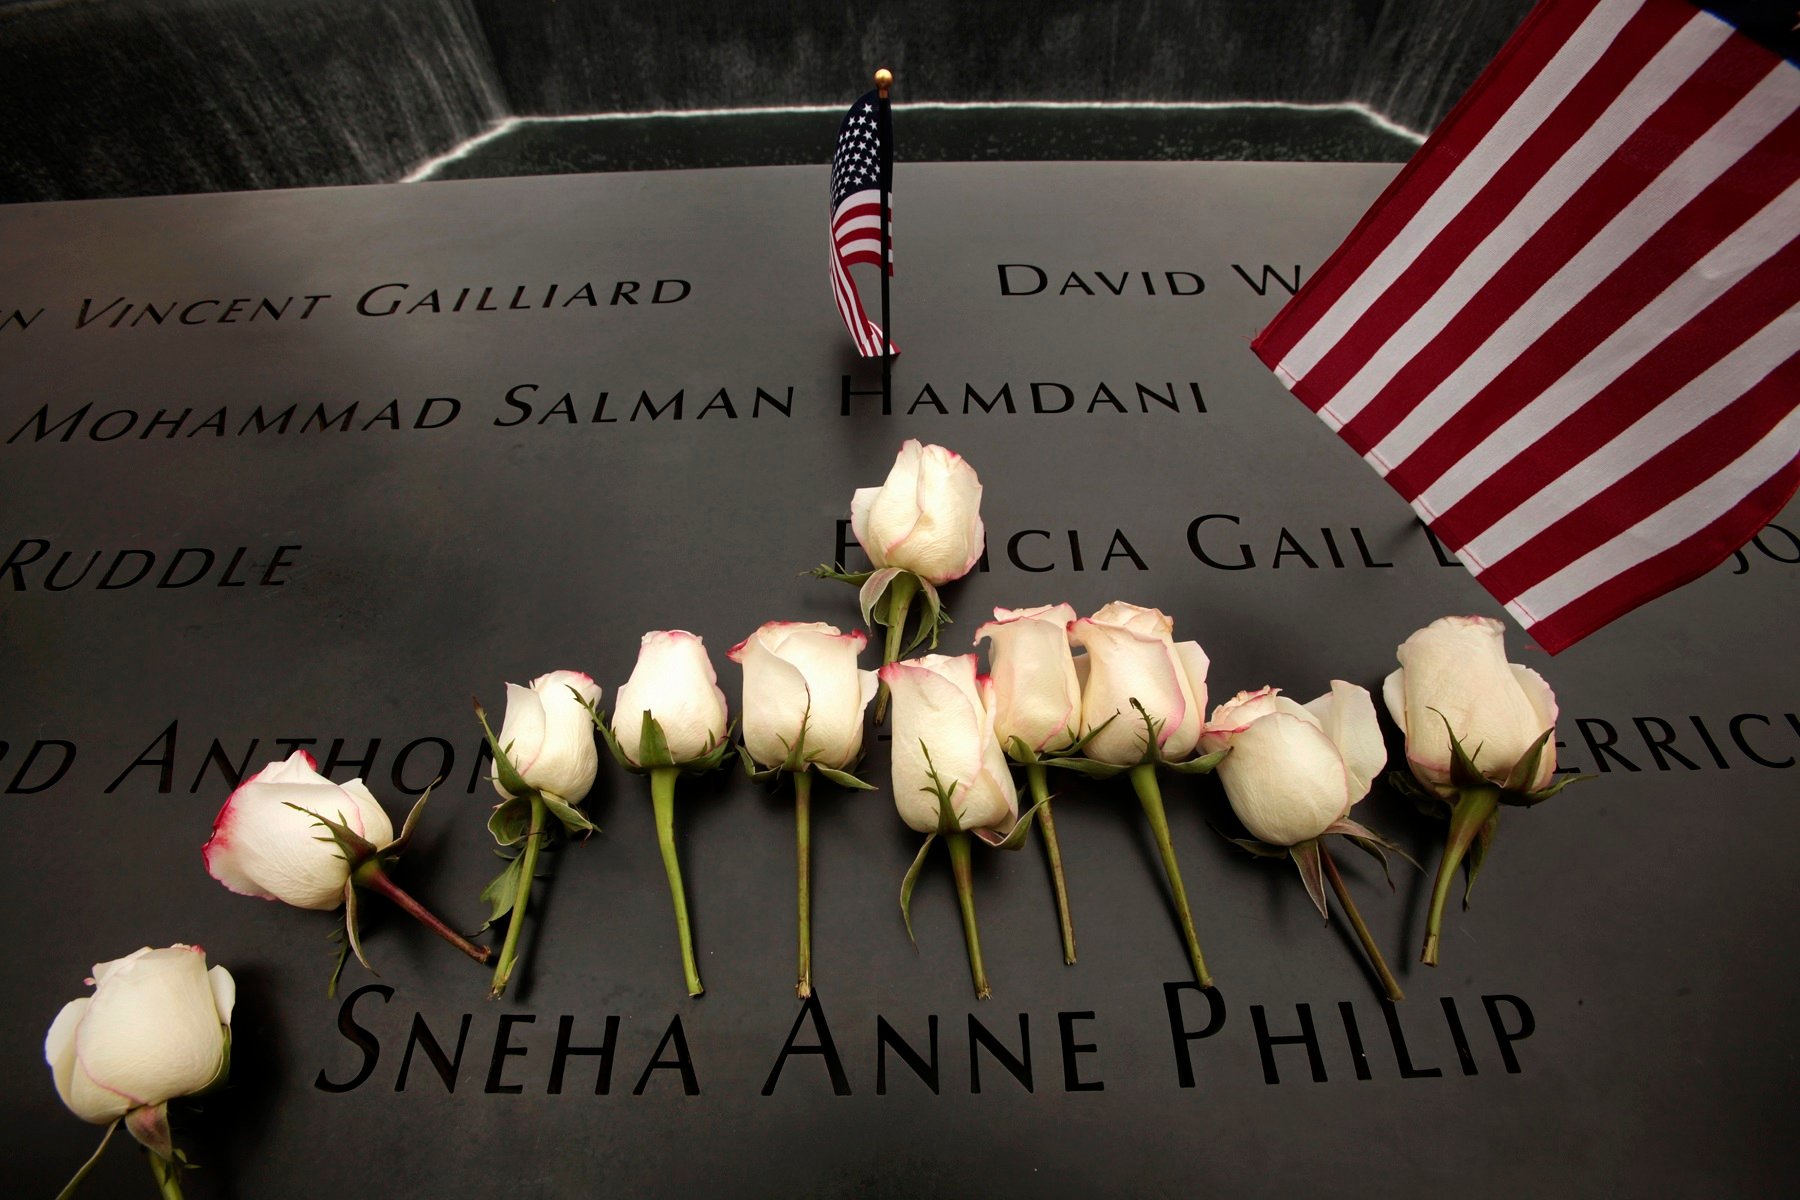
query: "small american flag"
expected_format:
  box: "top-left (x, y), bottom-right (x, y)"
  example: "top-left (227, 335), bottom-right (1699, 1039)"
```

top-left (1252, 0), bottom-right (1799, 653)
top-left (830, 88), bottom-right (895, 358)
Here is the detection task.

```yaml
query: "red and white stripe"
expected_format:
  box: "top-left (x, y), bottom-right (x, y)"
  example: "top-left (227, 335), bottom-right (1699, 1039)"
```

top-left (1252, 0), bottom-right (1800, 652)
top-left (830, 188), bottom-right (895, 358)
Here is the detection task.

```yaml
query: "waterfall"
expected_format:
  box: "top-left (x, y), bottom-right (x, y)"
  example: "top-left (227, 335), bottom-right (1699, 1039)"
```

top-left (0, 0), bottom-right (505, 203)
top-left (0, 0), bottom-right (1538, 203)
top-left (1353, 0), bottom-right (1537, 135)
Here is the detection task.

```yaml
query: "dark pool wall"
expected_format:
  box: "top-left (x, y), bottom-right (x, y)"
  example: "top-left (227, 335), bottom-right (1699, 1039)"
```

top-left (0, 0), bottom-right (1533, 203)
top-left (1, 0), bottom-right (505, 202)
top-left (473, 0), bottom-right (1532, 130)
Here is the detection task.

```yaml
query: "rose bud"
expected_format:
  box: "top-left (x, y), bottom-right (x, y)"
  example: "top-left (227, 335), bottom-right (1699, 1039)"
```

top-left (1385, 615), bottom-right (1578, 968)
top-left (729, 621), bottom-right (877, 773)
top-left (1384, 615), bottom-right (1558, 796)
top-left (1071, 601), bottom-right (1210, 765)
top-left (477, 669), bottom-right (604, 1001)
top-left (1202, 684), bottom-right (1407, 1002)
top-left (612, 630), bottom-right (730, 767)
top-left (207, 752), bottom-right (491, 988)
top-left (817, 440), bottom-right (987, 719)
top-left (882, 653), bottom-right (1027, 1000)
top-left (1201, 682), bottom-right (1386, 847)
top-left (493, 669), bottom-right (603, 804)
top-left (46, 944), bottom-right (233, 1187)
top-left (974, 603), bottom-right (1084, 963)
top-left (730, 621), bottom-right (878, 998)
top-left (975, 603), bottom-right (1082, 757)
top-left (204, 750), bottom-right (393, 910)
top-left (604, 631), bottom-right (732, 997)
top-left (882, 654), bottom-right (1018, 841)
top-left (851, 439), bottom-right (985, 586)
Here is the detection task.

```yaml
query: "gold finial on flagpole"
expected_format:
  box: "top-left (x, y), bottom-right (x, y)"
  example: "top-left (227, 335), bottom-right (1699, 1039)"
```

top-left (875, 68), bottom-right (893, 99)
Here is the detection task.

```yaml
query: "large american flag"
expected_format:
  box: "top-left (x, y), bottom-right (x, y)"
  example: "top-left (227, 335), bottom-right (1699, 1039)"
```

top-left (830, 88), bottom-right (895, 358)
top-left (1252, 0), bottom-right (1799, 653)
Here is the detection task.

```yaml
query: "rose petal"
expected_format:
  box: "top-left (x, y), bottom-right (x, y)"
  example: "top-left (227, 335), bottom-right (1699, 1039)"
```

top-left (614, 631), bottom-right (729, 765)
top-left (1216, 712), bottom-right (1354, 846)
top-left (68, 947), bottom-right (227, 1119)
top-left (1303, 680), bottom-right (1384, 806)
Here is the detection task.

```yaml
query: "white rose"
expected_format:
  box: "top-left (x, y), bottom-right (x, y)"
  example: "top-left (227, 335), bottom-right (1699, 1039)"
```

top-left (494, 669), bottom-right (602, 803)
top-left (728, 621), bottom-right (878, 771)
top-left (1383, 615), bottom-right (1558, 797)
top-left (613, 630), bottom-right (731, 766)
top-left (45, 945), bottom-right (234, 1129)
top-left (850, 439), bottom-right (985, 585)
top-left (881, 653), bottom-right (1019, 840)
top-left (1070, 601), bottom-right (1211, 766)
top-left (203, 750), bottom-right (393, 910)
top-left (1200, 682), bottom-right (1387, 845)
top-left (974, 603), bottom-right (1082, 755)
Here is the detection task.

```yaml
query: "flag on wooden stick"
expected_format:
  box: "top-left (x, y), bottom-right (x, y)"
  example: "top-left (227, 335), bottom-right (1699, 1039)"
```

top-left (829, 81), bottom-right (896, 358)
top-left (1252, 0), bottom-right (1799, 653)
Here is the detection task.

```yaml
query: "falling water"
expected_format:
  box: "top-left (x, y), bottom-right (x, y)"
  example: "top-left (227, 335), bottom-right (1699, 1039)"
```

top-left (0, 0), bottom-right (505, 203)
top-left (0, 0), bottom-right (1535, 203)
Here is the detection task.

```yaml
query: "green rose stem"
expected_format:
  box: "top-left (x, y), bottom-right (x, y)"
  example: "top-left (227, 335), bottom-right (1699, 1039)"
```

top-left (945, 831), bottom-right (990, 1000)
top-left (1128, 763), bottom-right (1211, 988)
top-left (148, 1151), bottom-right (182, 1200)
top-left (1421, 784), bottom-right (1501, 967)
top-left (1318, 841), bottom-right (1403, 1002)
top-left (1025, 762), bottom-right (1075, 964)
top-left (794, 767), bottom-right (814, 999)
top-left (489, 793), bottom-right (547, 1000)
top-left (652, 766), bottom-right (704, 997)
top-left (352, 860), bottom-right (492, 966)
top-left (874, 571), bottom-right (919, 722)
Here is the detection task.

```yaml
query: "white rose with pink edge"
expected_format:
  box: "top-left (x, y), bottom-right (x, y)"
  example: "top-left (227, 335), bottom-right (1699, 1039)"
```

top-left (492, 668), bottom-right (602, 803)
top-left (1384, 615), bottom-right (1557, 797)
top-left (203, 750), bottom-right (391, 910)
top-left (1071, 601), bottom-right (1210, 766)
top-left (881, 653), bottom-right (1018, 840)
top-left (975, 603), bottom-right (1082, 757)
top-left (612, 630), bottom-right (731, 766)
top-left (729, 621), bottom-right (877, 772)
top-left (46, 943), bottom-right (233, 1183)
top-left (1201, 682), bottom-right (1386, 846)
top-left (851, 439), bottom-right (984, 585)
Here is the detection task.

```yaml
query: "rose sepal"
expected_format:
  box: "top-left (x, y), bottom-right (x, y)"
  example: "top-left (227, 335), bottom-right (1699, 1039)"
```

top-left (594, 704), bottom-right (733, 776)
top-left (285, 784), bottom-right (492, 992)
top-left (1013, 711), bottom-right (1124, 777)
top-left (1496, 727), bottom-right (1588, 806)
top-left (735, 712), bottom-right (876, 791)
top-left (1325, 815), bottom-right (1421, 885)
top-left (734, 744), bottom-right (867, 791)
top-left (809, 561), bottom-right (875, 586)
top-left (1128, 699), bottom-right (1227, 773)
top-left (851, 569), bottom-right (952, 722)
top-left (861, 569), bottom-right (947, 656)
top-left (1039, 755), bottom-right (1127, 780)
